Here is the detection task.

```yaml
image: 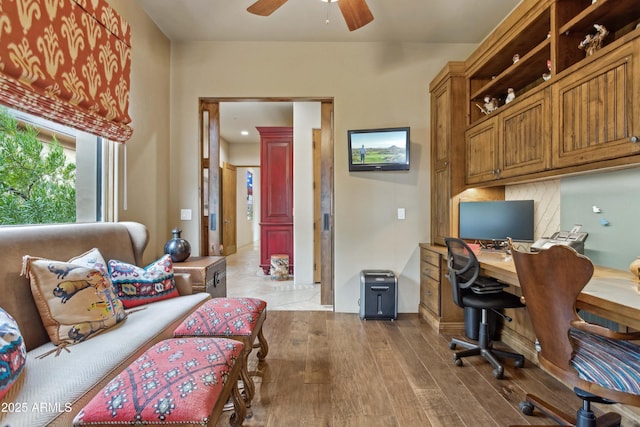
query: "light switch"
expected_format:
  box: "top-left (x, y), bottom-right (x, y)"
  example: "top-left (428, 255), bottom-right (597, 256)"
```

top-left (180, 209), bottom-right (192, 221)
top-left (397, 208), bottom-right (406, 220)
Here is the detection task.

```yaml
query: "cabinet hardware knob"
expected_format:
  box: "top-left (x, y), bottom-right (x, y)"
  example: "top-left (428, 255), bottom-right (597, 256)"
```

top-left (631, 136), bottom-right (639, 143)
top-left (444, 161), bottom-right (448, 166)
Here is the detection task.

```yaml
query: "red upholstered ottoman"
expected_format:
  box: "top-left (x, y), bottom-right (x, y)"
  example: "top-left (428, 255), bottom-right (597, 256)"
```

top-left (173, 297), bottom-right (268, 409)
top-left (73, 337), bottom-right (245, 427)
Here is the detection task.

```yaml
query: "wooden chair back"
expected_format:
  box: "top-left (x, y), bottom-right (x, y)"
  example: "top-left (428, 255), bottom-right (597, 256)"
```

top-left (510, 245), bottom-right (594, 379)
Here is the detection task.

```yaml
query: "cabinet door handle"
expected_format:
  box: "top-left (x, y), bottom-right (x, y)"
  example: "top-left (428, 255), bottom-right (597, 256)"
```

top-left (631, 136), bottom-right (639, 143)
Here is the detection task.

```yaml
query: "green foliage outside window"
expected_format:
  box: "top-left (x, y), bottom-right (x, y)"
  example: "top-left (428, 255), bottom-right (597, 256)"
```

top-left (0, 107), bottom-right (76, 225)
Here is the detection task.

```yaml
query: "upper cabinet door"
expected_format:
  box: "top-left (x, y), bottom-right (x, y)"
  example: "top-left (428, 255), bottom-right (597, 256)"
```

top-left (499, 89), bottom-right (550, 179)
top-left (465, 117), bottom-right (499, 185)
top-left (552, 40), bottom-right (640, 168)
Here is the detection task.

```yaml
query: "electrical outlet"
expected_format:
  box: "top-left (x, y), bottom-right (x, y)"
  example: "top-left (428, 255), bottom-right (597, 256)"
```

top-left (397, 208), bottom-right (405, 220)
top-left (180, 209), bottom-right (192, 221)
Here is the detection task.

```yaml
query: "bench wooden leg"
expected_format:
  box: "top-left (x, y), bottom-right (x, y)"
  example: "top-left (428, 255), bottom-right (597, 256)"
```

top-left (255, 325), bottom-right (269, 361)
top-left (239, 339), bottom-right (255, 408)
top-left (229, 376), bottom-right (246, 427)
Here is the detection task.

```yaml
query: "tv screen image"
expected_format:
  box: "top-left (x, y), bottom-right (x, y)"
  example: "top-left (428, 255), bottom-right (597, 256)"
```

top-left (347, 127), bottom-right (410, 171)
top-left (459, 200), bottom-right (534, 243)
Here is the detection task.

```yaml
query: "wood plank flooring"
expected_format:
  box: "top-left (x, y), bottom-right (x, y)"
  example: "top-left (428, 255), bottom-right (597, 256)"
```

top-left (217, 311), bottom-right (640, 427)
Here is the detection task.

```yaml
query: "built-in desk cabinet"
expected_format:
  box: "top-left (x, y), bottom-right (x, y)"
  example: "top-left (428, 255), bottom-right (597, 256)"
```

top-left (418, 244), bottom-right (464, 334)
top-left (430, 63), bottom-right (505, 242)
top-left (430, 62), bottom-right (466, 246)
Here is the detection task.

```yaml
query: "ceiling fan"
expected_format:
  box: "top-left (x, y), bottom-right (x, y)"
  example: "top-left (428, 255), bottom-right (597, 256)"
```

top-left (247, 0), bottom-right (374, 32)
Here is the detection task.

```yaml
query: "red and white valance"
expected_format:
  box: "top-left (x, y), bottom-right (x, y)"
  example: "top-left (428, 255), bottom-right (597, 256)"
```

top-left (0, 0), bottom-right (132, 142)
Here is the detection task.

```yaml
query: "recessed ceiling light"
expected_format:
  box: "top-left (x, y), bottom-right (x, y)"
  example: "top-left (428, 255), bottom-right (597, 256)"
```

top-left (241, 130), bottom-right (249, 136)
top-left (321, 0), bottom-right (338, 2)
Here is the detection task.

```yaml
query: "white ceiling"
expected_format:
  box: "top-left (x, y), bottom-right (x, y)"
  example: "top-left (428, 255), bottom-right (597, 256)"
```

top-left (137, 0), bottom-right (521, 43)
top-left (219, 102), bottom-right (293, 145)
top-left (137, 0), bottom-right (522, 145)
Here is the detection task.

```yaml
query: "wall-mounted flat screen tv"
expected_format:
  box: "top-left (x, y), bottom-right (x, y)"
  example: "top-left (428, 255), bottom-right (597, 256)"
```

top-left (459, 199), bottom-right (535, 243)
top-left (348, 127), bottom-right (410, 171)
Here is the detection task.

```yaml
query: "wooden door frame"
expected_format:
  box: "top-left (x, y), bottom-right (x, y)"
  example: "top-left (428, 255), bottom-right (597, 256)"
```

top-left (199, 97), bottom-right (335, 307)
top-left (313, 128), bottom-right (322, 283)
top-left (221, 161), bottom-right (237, 256)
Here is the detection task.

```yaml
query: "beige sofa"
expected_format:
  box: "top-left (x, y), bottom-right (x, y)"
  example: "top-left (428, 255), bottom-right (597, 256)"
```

top-left (0, 222), bottom-right (210, 426)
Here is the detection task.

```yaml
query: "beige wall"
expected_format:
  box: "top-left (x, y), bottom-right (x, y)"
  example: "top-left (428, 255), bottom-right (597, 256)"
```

top-left (108, 0), bottom-right (172, 263)
top-left (169, 41), bottom-right (476, 313)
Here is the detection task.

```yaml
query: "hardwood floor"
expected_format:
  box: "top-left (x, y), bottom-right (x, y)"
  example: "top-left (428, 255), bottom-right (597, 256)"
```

top-left (216, 311), bottom-right (640, 426)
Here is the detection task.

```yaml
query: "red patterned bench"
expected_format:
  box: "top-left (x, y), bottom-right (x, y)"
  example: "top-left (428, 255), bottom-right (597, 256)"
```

top-left (173, 297), bottom-right (268, 409)
top-left (73, 337), bottom-right (245, 427)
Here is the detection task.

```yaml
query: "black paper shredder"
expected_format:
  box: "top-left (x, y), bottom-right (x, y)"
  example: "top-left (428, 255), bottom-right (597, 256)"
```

top-left (359, 270), bottom-right (398, 320)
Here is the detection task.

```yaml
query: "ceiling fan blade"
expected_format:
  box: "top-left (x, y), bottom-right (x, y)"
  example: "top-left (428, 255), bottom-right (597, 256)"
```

top-left (247, 0), bottom-right (289, 16)
top-left (337, 0), bottom-right (374, 31)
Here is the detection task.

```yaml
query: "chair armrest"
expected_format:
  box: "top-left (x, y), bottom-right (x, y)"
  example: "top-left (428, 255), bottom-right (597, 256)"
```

top-left (174, 272), bottom-right (193, 296)
top-left (571, 320), bottom-right (640, 340)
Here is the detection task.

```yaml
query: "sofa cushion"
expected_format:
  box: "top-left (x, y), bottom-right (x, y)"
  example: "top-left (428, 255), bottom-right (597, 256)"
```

top-left (108, 255), bottom-right (180, 308)
top-left (0, 293), bottom-right (210, 427)
top-left (0, 308), bottom-right (27, 401)
top-left (22, 249), bottom-right (127, 346)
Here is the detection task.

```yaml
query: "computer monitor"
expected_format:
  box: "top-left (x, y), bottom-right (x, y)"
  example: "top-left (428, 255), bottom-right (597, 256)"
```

top-left (459, 200), bottom-right (534, 243)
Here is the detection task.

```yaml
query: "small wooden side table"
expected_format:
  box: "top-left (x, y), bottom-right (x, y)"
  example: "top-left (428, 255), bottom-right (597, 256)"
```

top-left (173, 256), bottom-right (227, 298)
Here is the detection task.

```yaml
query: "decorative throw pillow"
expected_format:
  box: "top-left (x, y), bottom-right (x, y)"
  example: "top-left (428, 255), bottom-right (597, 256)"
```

top-left (0, 308), bottom-right (27, 401)
top-left (108, 255), bottom-right (179, 309)
top-left (22, 248), bottom-right (127, 346)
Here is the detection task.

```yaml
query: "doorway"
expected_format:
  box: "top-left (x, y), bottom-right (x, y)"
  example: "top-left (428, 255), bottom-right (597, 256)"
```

top-left (198, 98), bottom-right (335, 306)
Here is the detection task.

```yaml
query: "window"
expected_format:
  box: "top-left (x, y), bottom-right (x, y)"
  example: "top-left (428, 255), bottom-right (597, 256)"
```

top-left (0, 107), bottom-right (118, 225)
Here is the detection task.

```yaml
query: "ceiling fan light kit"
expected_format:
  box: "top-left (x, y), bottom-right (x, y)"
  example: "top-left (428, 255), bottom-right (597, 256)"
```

top-left (247, 0), bottom-right (374, 31)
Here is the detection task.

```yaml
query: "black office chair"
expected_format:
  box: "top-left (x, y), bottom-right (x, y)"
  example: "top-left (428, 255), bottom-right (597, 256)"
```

top-left (444, 237), bottom-right (526, 379)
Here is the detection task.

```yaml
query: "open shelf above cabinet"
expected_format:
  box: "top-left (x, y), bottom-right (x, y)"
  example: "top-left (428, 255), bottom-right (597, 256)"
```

top-left (557, 0), bottom-right (640, 73)
top-left (469, 38), bottom-right (550, 105)
top-left (467, 0), bottom-right (640, 126)
top-left (468, 5), bottom-right (551, 124)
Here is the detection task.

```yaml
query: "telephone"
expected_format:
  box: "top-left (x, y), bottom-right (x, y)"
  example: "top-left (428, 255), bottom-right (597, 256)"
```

top-left (531, 227), bottom-right (588, 254)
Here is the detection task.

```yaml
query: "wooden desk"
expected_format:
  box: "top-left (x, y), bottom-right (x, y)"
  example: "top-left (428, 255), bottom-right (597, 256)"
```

top-left (475, 250), bottom-right (640, 330)
top-left (419, 244), bottom-right (640, 360)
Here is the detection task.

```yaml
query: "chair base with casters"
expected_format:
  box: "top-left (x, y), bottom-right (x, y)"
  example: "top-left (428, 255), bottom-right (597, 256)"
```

top-left (515, 388), bottom-right (622, 427)
top-left (449, 304), bottom-right (525, 379)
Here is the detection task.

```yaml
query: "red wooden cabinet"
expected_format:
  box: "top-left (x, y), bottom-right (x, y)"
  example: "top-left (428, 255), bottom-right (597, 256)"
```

top-left (258, 127), bottom-right (294, 275)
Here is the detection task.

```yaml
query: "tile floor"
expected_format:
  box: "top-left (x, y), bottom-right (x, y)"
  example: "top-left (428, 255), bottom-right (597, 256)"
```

top-left (225, 241), bottom-right (333, 311)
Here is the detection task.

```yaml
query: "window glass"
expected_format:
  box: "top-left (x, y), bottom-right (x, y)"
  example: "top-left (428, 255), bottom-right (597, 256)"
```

top-left (0, 107), bottom-right (109, 225)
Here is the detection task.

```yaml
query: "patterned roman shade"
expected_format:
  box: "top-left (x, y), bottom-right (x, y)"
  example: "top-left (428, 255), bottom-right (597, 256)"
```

top-left (0, 0), bottom-right (132, 142)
